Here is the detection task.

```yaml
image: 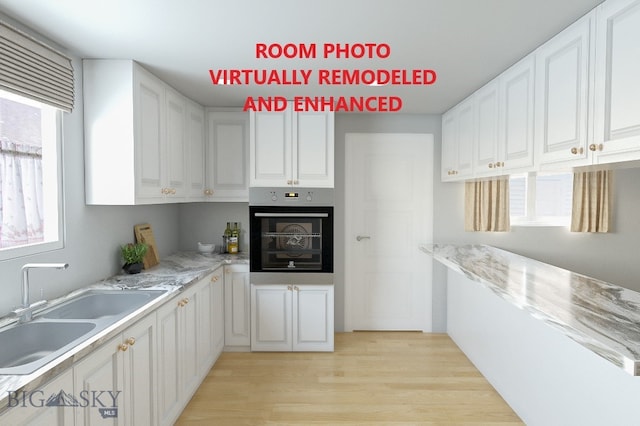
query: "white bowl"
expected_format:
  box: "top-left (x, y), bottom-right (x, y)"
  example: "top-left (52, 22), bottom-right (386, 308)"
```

top-left (197, 242), bottom-right (215, 253)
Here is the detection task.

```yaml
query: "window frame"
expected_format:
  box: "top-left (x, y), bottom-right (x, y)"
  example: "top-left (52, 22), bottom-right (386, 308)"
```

top-left (510, 171), bottom-right (573, 228)
top-left (0, 90), bottom-right (65, 260)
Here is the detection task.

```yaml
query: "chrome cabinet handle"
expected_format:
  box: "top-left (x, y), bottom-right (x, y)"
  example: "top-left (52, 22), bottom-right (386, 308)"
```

top-left (356, 235), bottom-right (371, 241)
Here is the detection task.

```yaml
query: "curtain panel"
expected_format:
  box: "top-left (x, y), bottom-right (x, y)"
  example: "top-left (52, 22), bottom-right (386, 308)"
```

top-left (464, 177), bottom-right (510, 232)
top-left (0, 137), bottom-right (44, 248)
top-left (571, 170), bottom-right (611, 233)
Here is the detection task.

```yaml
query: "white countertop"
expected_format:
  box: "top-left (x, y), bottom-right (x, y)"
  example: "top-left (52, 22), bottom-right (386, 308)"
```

top-left (421, 244), bottom-right (640, 376)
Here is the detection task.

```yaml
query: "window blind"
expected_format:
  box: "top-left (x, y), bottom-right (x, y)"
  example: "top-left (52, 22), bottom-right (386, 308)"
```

top-left (0, 20), bottom-right (74, 112)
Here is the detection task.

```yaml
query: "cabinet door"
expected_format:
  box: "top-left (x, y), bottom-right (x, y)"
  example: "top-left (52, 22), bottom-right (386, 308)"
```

top-left (187, 102), bottom-right (207, 200)
top-left (195, 275), bottom-right (215, 378)
top-left (74, 335), bottom-right (124, 425)
top-left (499, 54), bottom-right (536, 172)
top-left (156, 299), bottom-right (182, 426)
top-left (593, 0), bottom-right (640, 164)
top-left (294, 111), bottom-right (334, 188)
top-left (224, 264), bottom-right (251, 347)
top-left (0, 368), bottom-right (74, 426)
top-left (441, 109), bottom-right (458, 181)
top-left (474, 79), bottom-right (501, 177)
top-left (134, 67), bottom-right (165, 202)
top-left (121, 313), bottom-right (157, 426)
top-left (211, 269), bottom-right (225, 359)
top-left (207, 111), bottom-right (250, 201)
top-left (250, 284), bottom-right (292, 351)
top-left (179, 285), bottom-right (200, 402)
top-left (456, 97), bottom-right (475, 178)
top-left (250, 108), bottom-right (293, 186)
top-left (165, 89), bottom-right (188, 200)
top-left (536, 13), bottom-right (593, 168)
top-left (292, 285), bottom-right (334, 352)
top-left (441, 100), bottom-right (473, 181)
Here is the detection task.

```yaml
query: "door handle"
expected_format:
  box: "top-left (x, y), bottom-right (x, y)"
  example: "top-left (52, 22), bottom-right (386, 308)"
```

top-left (356, 235), bottom-right (371, 241)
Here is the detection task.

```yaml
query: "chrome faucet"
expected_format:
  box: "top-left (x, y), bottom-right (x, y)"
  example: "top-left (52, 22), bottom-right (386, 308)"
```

top-left (13, 263), bottom-right (69, 323)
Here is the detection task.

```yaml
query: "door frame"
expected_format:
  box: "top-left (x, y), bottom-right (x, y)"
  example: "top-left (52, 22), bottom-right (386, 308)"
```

top-left (343, 132), bottom-right (434, 332)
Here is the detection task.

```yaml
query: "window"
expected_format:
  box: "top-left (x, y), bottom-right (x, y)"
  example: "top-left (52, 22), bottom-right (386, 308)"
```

top-left (0, 89), bottom-right (63, 258)
top-left (510, 172), bottom-right (573, 226)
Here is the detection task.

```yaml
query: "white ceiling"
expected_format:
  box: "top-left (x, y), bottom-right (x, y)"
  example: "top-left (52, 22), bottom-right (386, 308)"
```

top-left (0, 0), bottom-right (604, 113)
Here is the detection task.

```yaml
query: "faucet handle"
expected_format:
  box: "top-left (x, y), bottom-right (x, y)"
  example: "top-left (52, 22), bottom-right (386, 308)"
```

top-left (10, 300), bottom-right (48, 319)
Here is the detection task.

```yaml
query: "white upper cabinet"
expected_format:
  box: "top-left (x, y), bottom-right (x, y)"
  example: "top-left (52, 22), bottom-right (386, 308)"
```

top-left (206, 111), bottom-right (250, 201)
top-left (473, 79), bottom-right (500, 177)
top-left (536, 12), bottom-right (594, 169)
top-left (187, 102), bottom-right (207, 200)
top-left (165, 88), bottom-right (188, 201)
top-left (294, 111), bottom-right (335, 187)
top-left (84, 59), bottom-right (202, 205)
top-left (498, 54), bottom-right (536, 173)
top-left (441, 97), bottom-right (474, 181)
top-left (593, 0), bottom-right (640, 164)
top-left (250, 102), bottom-right (334, 187)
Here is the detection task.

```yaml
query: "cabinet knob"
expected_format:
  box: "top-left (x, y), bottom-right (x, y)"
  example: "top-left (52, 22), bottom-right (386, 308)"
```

top-left (118, 343), bottom-right (128, 352)
top-left (293, 180), bottom-right (299, 185)
top-left (126, 337), bottom-right (136, 346)
top-left (488, 163), bottom-right (494, 168)
top-left (293, 286), bottom-right (299, 291)
top-left (183, 298), bottom-right (189, 305)
top-left (571, 147), bottom-right (584, 155)
top-left (170, 188), bottom-right (177, 195)
top-left (589, 144), bottom-right (603, 152)
top-left (287, 285), bottom-right (293, 291)
top-left (287, 179), bottom-right (292, 185)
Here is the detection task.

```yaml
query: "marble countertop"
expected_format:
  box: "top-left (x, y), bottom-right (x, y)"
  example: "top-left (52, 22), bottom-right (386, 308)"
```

top-left (0, 251), bottom-right (248, 414)
top-left (421, 244), bottom-right (640, 376)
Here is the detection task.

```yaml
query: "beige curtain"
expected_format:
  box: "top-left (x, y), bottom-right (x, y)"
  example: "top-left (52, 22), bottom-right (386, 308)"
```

top-left (571, 170), bottom-right (611, 233)
top-left (464, 177), bottom-right (510, 232)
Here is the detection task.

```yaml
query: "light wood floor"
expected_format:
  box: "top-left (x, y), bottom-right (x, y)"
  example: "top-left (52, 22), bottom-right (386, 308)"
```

top-left (176, 332), bottom-right (523, 425)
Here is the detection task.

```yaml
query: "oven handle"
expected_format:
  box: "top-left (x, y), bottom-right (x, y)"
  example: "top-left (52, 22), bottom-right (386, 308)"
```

top-left (254, 212), bottom-right (329, 218)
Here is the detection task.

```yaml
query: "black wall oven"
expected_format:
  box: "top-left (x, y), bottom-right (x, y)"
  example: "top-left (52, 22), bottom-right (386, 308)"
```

top-left (249, 188), bottom-right (334, 284)
top-left (249, 205), bottom-right (333, 273)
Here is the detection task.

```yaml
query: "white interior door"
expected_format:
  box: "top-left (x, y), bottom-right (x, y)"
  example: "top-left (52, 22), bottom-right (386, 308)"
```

top-left (345, 133), bottom-right (433, 331)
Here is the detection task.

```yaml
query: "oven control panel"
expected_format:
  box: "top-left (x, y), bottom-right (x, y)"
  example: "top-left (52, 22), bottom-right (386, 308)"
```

top-left (250, 187), bottom-right (333, 206)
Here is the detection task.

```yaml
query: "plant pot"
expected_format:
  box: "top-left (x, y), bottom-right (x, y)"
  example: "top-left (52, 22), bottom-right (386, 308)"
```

top-left (123, 262), bottom-right (143, 274)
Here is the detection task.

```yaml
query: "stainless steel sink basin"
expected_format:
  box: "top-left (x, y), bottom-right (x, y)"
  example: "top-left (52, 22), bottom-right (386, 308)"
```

top-left (40, 289), bottom-right (167, 320)
top-left (0, 288), bottom-right (169, 375)
top-left (0, 321), bottom-right (96, 375)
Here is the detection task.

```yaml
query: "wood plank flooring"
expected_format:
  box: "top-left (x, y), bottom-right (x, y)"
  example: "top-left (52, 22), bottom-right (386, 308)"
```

top-left (176, 332), bottom-right (523, 425)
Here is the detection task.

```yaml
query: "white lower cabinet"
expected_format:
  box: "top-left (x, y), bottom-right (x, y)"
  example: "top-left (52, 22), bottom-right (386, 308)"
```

top-left (251, 284), bottom-right (334, 352)
top-left (0, 267), bottom-right (226, 426)
top-left (0, 367), bottom-right (75, 426)
top-left (224, 264), bottom-right (250, 348)
top-left (157, 269), bottom-right (222, 426)
top-left (74, 312), bottom-right (156, 426)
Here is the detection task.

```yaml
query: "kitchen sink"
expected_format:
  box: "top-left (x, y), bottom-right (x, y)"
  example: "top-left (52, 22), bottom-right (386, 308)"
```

top-left (0, 288), bottom-right (169, 375)
top-left (0, 321), bottom-right (96, 375)
top-left (40, 289), bottom-right (167, 320)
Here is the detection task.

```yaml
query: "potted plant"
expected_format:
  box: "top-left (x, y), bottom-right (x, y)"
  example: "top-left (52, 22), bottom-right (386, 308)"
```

top-left (121, 242), bottom-right (148, 274)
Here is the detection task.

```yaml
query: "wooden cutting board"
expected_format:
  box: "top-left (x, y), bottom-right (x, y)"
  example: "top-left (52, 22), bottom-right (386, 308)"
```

top-left (134, 223), bottom-right (160, 269)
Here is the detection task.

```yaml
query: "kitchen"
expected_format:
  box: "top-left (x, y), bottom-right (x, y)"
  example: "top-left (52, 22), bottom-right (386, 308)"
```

top-left (1, 0), bottom-right (640, 424)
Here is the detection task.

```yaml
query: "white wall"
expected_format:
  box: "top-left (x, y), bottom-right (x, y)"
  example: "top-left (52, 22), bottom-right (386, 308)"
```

top-left (178, 202), bottom-right (249, 252)
top-left (0, 25), bottom-right (181, 316)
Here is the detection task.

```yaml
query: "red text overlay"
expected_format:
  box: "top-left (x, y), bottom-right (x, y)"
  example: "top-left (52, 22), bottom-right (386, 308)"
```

top-left (208, 42), bottom-right (437, 112)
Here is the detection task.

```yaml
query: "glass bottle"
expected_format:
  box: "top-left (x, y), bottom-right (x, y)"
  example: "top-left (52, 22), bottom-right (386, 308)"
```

top-left (228, 222), bottom-right (239, 254)
top-left (223, 222), bottom-right (232, 253)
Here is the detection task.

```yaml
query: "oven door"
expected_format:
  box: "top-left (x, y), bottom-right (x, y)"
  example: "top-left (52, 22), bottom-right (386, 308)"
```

top-left (249, 206), bottom-right (333, 273)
